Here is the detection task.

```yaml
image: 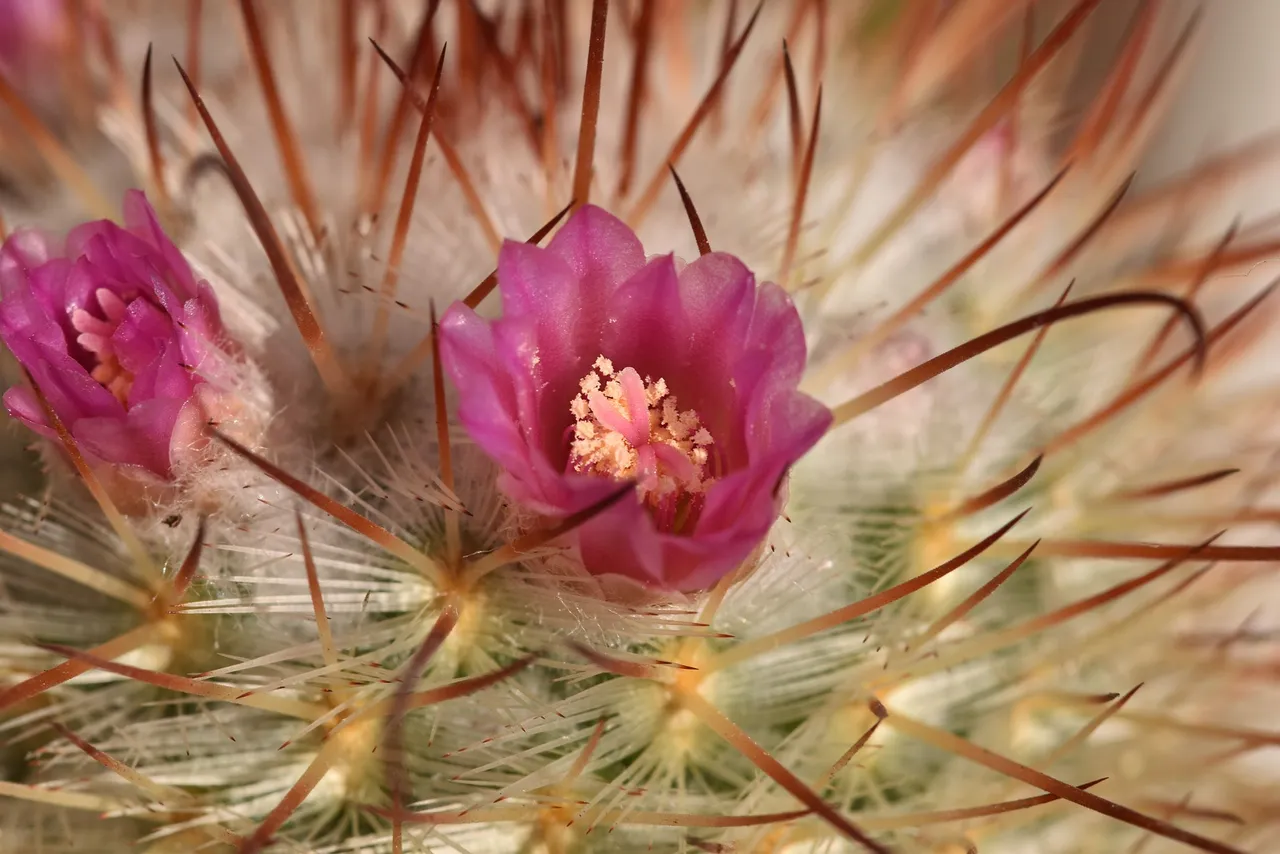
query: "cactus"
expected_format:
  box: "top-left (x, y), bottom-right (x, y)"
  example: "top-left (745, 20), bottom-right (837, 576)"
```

top-left (0, 3), bottom-right (1277, 853)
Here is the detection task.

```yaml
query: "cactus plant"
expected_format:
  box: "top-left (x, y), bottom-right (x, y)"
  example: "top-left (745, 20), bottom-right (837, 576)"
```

top-left (0, 2), bottom-right (1278, 853)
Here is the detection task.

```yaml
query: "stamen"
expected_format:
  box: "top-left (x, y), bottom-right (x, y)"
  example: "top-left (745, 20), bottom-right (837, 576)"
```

top-left (568, 358), bottom-right (714, 528)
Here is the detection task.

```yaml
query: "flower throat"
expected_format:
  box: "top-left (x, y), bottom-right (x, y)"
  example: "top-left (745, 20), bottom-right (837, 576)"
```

top-left (568, 356), bottom-right (715, 533)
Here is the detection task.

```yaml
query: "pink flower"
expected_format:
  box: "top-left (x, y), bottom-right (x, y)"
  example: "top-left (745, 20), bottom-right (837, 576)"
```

top-left (0, 190), bottom-right (231, 482)
top-left (440, 205), bottom-right (831, 591)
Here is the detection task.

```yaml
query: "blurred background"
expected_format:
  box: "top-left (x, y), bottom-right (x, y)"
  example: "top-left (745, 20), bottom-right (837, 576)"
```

top-left (1139, 0), bottom-right (1280, 225)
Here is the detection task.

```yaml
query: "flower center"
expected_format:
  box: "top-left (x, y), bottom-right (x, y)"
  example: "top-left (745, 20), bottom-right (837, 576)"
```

top-left (70, 288), bottom-right (135, 406)
top-left (568, 356), bottom-right (715, 532)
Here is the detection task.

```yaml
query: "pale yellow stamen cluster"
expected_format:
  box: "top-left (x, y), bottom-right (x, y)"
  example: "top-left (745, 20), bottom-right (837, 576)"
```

top-left (569, 355), bottom-right (714, 505)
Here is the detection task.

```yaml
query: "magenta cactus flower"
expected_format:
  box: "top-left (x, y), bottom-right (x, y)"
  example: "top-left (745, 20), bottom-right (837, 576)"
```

top-left (0, 190), bottom-right (230, 481)
top-left (439, 205), bottom-right (831, 591)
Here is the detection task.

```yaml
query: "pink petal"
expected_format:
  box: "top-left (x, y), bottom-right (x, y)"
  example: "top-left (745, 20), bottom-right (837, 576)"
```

top-left (122, 189), bottom-right (200, 301)
top-left (0, 228), bottom-right (55, 300)
top-left (2, 386), bottom-right (54, 439)
top-left (543, 204), bottom-right (646, 307)
top-left (598, 255), bottom-right (684, 378)
top-left (5, 336), bottom-right (123, 423)
top-left (577, 496), bottom-right (666, 585)
top-left (440, 302), bottom-right (574, 511)
top-left (73, 401), bottom-right (179, 477)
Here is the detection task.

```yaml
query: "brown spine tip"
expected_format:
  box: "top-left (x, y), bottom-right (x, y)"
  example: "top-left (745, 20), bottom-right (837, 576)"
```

top-left (668, 165), bottom-right (711, 257)
top-left (780, 83), bottom-right (822, 283)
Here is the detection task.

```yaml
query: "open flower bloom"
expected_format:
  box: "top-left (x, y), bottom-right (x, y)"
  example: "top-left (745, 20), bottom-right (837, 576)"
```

top-left (0, 190), bottom-right (231, 483)
top-left (440, 205), bottom-right (831, 591)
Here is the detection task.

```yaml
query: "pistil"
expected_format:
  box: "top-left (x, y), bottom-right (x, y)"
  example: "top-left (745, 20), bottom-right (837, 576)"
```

top-left (568, 355), bottom-right (714, 530)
